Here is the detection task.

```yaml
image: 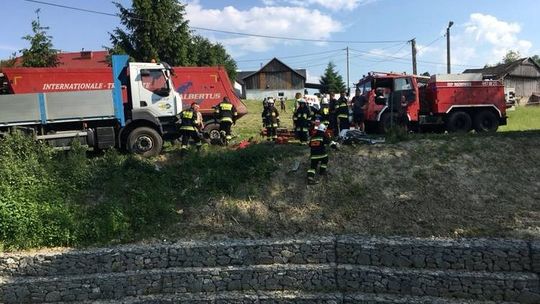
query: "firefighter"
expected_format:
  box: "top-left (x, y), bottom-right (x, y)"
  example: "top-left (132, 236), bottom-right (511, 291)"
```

top-left (319, 97), bottom-right (331, 127)
top-left (177, 102), bottom-right (203, 154)
top-left (293, 99), bottom-right (312, 144)
top-left (262, 98), bottom-right (279, 141)
top-left (214, 96), bottom-right (238, 144)
top-left (307, 123), bottom-right (331, 185)
top-left (328, 92), bottom-right (338, 134)
top-left (351, 89), bottom-right (367, 132)
top-left (335, 92), bottom-right (350, 135)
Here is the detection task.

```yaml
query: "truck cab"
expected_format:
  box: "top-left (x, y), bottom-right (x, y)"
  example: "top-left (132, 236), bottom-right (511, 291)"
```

top-left (357, 72), bottom-right (422, 133)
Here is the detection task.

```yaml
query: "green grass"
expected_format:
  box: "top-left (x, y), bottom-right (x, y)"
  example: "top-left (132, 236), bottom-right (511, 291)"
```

top-left (500, 106), bottom-right (540, 131)
top-left (0, 132), bottom-right (301, 251)
top-left (2, 101), bottom-right (540, 251)
top-left (234, 99), bottom-right (297, 140)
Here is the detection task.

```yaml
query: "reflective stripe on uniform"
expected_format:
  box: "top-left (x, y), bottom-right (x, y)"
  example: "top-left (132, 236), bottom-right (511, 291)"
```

top-left (320, 164), bottom-right (327, 169)
top-left (220, 117), bottom-right (233, 122)
top-left (182, 111), bottom-right (194, 119)
top-left (307, 169), bottom-right (316, 174)
top-left (311, 154), bottom-right (328, 160)
top-left (220, 103), bottom-right (233, 111)
top-left (337, 114), bottom-right (349, 118)
top-left (180, 126), bottom-right (196, 131)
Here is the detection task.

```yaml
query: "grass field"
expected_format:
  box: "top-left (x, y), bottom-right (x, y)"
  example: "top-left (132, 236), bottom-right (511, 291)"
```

top-left (1, 101), bottom-right (540, 251)
top-left (500, 106), bottom-right (540, 132)
top-left (234, 99), bottom-right (296, 140)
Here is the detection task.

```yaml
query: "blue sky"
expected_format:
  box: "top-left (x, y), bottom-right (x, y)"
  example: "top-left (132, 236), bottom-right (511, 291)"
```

top-left (2, 0), bottom-right (539, 87)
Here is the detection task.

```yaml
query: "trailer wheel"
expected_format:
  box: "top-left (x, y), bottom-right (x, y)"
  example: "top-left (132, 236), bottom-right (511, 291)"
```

top-left (127, 127), bottom-right (163, 157)
top-left (446, 111), bottom-right (472, 133)
top-left (473, 110), bottom-right (499, 133)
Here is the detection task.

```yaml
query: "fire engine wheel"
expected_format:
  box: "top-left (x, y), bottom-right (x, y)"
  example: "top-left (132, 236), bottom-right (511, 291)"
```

top-left (473, 110), bottom-right (499, 133)
top-left (446, 111), bottom-right (472, 133)
top-left (127, 127), bottom-right (163, 157)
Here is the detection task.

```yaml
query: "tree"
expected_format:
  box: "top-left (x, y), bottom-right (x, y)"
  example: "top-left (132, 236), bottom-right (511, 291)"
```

top-left (532, 55), bottom-right (540, 66)
top-left (190, 35), bottom-right (237, 81)
top-left (110, 0), bottom-right (191, 66)
top-left (20, 11), bottom-right (58, 67)
top-left (319, 61), bottom-right (346, 94)
top-left (110, 0), bottom-right (238, 81)
top-left (0, 53), bottom-right (17, 69)
top-left (500, 50), bottom-right (521, 64)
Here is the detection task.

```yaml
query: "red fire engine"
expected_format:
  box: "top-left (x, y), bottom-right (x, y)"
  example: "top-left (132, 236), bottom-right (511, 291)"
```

top-left (356, 72), bottom-right (508, 133)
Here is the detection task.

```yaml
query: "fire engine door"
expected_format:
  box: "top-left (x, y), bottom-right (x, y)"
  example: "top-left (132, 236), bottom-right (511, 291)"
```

top-left (389, 77), bottom-right (415, 113)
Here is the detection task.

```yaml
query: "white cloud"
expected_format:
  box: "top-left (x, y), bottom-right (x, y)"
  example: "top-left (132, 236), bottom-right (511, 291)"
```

top-left (260, 0), bottom-right (376, 11)
top-left (185, 1), bottom-right (342, 55)
top-left (416, 44), bottom-right (439, 57)
top-left (306, 70), bottom-right (320, 83)
top-left (463, 13), bottom-right (532, 64)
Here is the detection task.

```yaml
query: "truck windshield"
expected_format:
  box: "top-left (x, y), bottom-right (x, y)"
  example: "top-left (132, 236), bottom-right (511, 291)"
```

top-left (141, 69), bottom-right (169, 95)
top-left (356, 81), bottom-right (372, 94)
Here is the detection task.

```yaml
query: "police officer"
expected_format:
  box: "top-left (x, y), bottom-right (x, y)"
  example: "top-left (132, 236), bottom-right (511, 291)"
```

top-left (214, 96), bottom-right (238, 144)
top-left (177, 102), bottom-right (202, 154)
top-left (293, 99), bottom-right (311, 144)
top-left (307, 123), bottom-right (331, 185)
top-left (262, 98), bottom-right (279, 141)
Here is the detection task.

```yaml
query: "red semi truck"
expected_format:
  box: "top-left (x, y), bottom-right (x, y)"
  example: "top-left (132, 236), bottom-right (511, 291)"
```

top-left (0, 61), bottom-right (246, 153)
top-left (356, 72), bottom-right (508, 133)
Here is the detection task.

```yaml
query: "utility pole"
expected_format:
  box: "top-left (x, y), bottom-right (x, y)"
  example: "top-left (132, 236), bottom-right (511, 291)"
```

top-left (446, 21), bottom-right (454, 74)
top-left (346, 46), bottom-right (350, 95)
top-left (411, 38), bottom-right (417, 75)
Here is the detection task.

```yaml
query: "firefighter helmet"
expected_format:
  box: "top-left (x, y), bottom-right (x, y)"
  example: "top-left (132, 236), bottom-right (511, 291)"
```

top-left (317, 123), bottom-right (327, 132)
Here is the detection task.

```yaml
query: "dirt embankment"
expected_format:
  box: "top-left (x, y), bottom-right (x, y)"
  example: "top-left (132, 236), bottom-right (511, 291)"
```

top-left (170, 134), bottom-right (540, 240)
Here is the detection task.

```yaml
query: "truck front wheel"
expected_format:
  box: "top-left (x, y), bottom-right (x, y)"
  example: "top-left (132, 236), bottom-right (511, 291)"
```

top-left (127, 127), bottom-right (163, 157)
top-left (446, 111), bottom-right (472, 133)
top-left (473, 110), bottom-right (499, 133)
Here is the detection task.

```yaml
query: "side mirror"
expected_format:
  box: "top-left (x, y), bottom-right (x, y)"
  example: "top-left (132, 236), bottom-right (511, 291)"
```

top-left (154, 87), bottom-right (170, 97)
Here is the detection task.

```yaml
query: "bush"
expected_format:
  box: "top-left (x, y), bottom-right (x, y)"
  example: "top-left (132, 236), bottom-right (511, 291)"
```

top-left (0, 133), bottom-right (300, 250)
top-left (0, 132), bottom-right (77, 249)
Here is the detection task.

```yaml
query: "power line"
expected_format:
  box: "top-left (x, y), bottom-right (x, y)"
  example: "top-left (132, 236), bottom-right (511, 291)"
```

top-left (239, 51), bottom-right (344, 70)
top-left (349, 46), bottom-right (478, 68)
top-left (235, 48), bottom-right (343, 63)
top-left (191, 27), bottom-right (408, 44)
top-left (24, 0), bottom-right (410, 44)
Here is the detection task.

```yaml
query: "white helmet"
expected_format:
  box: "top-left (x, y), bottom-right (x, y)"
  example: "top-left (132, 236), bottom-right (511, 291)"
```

top-left (267, 98), bottom-right (275, 104)
top-left (321, 97), bottom-right (329, 104)
top-left (317, 123), bottom-right (327, 132)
